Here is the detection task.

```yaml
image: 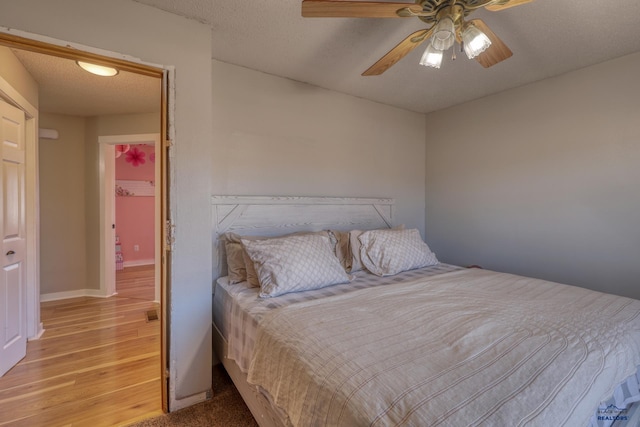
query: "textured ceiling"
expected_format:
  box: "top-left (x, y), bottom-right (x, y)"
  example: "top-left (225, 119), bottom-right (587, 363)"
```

top-left (11, 49), bottom-right (161, 117)
top-left (10, 1), bottom-right (640, 116)
top-left (132, 0), bottom-right (640, 114)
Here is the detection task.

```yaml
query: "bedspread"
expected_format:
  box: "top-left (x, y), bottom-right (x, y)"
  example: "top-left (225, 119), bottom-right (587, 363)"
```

top-left (246, 268), bottom-right (640, 427)
top-left (219, 263), bottom-right (463, 372)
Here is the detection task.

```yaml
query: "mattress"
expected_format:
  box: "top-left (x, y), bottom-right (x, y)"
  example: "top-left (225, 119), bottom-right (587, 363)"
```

top-left (214, 266), bottom-right (640, 426)
top-left (213, 263), bottom-right (464, 372)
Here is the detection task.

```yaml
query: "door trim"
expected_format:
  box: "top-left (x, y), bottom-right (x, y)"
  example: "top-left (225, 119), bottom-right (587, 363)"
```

top-left (0, 30), bottom-right (170, 412)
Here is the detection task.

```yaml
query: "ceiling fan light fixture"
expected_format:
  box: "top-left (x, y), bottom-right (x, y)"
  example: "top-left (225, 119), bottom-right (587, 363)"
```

top-left (431, 16), bottom-right (455, 51)
top-left (76, 61), bottom-right (119, 77)
top-left (419, 44), bottom-right (444, 69)
top-left (462, 24), bottom-right (492, 59)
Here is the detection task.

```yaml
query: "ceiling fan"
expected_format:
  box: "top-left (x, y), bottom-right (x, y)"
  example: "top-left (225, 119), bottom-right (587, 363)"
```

top-left (301, 0), bottom-right (533, 75)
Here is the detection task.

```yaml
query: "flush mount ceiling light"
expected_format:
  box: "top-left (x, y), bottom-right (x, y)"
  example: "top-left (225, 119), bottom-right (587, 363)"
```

top-left (76, 60), bottom-right (119, 77)
top-left (302, 0), bottom-right (529, 75)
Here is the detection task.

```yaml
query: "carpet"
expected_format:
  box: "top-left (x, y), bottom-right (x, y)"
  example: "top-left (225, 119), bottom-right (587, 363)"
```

top-left (127, 364), bottom-right (258, 427)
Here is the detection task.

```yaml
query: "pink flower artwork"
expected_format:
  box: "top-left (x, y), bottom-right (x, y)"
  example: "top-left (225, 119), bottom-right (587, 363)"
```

top-left (115, 144), bottom-right (130, 158)
top-left (125, 146), bottom-right (146, 167)
top-left (150, 152), bottom-right (156, 163)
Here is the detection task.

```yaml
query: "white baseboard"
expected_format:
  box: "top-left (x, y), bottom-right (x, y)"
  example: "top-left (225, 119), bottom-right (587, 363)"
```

top-left (40, 288), bottom-right (116, 302)
top-left (123, 259), bottom-right (155, 268)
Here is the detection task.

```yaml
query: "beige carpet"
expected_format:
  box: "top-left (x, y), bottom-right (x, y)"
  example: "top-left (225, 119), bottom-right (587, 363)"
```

top-left (128, 364), bottom-right (258, 427)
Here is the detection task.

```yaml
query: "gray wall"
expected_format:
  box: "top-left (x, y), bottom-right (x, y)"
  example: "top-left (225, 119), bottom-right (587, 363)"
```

top-left (425, 52), bottom-right (640, 299)
top-left (1, 0), bottom-right (213, 409)
top-left (212, 61), bottom-right (427, 235)
top-left (0, 46), bottom-right (38, 109)
top-left (39, 114), bottom-right (87, 295)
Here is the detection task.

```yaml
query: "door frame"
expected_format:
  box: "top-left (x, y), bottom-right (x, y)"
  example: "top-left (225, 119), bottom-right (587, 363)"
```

top-left (99, 133), bottom-right (161, 302)
top-left (0, 31), bottom-right (171, 412)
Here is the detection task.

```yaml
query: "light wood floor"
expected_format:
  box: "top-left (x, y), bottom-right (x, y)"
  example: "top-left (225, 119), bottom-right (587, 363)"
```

top-left (0, 265), bottom-right (163, 426)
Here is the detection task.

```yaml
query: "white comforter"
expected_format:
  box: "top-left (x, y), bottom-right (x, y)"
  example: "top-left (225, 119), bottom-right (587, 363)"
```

top-left (246, 268), bottom-right (640, 427)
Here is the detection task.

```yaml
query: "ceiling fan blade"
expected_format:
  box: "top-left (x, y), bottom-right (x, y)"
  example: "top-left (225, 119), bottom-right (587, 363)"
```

top-left (470, 19), bottom-right (512, 68)
top-left (302, 1), bottom-right (422, 18)
top-left (362, 28), bottom-right (432, 76)
top-left (485, 0), bottom-right (533, 12)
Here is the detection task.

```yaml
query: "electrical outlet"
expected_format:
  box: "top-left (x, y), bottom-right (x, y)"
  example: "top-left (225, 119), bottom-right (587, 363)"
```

top-left (134, 244), bottom-right (139, 252)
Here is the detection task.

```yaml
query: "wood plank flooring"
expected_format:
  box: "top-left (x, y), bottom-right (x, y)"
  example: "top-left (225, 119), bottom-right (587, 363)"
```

top-left (0, 265), bottom-right (162, 426)
top-left (116, 265), bottom-right (156, 301)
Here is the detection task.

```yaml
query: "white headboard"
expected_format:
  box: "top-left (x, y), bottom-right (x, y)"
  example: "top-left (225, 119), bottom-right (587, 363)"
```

top-left (211, 196), bottom-right (394, 280)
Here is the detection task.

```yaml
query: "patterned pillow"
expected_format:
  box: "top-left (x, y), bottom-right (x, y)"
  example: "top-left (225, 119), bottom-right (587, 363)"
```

top-left (242, 234), bottom-right (351, 298)
top-left (222, 233), bottom-right (261, 286)
top-left (358, 228), bottom-right (438, 276)
top-left (348, 225), bottom-right (404, 273)
top-left (223, 231), bottom-right (338, 287)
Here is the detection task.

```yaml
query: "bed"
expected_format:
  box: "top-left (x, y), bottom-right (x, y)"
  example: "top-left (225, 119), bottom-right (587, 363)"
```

top-left (211, 196), bottom-right (640, 427)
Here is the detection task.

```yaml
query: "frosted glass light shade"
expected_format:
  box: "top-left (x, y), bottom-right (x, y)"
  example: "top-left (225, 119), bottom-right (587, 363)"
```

top-left (419, 44), bottom-right (444, 69)
top-left (462, 25), bottom-right (492, 59)
top-left (76, 61), bottom-right (119, 77)
top-left (431, 17), bottom-right (455, 51)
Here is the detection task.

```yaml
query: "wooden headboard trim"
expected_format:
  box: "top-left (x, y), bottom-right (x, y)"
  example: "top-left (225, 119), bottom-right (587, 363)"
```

top-left (211, 196), bottom-right (394, 282)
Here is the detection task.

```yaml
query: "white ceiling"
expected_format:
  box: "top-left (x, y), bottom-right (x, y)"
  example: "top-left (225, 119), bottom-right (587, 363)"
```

top-left (10, 49), bottom-right (161, 117)
top-left (10, 1), bottom-right (640, 116)
top-left (132, 0), bottom-right (640, 114)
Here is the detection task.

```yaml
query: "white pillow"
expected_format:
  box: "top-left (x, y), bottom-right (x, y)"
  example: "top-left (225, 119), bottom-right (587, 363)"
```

top-left (242, 234), bottom-right (351, 298)
top-left (348, 225), bottom-right (404, 273)
top-left (358, 228), bottom-right (438, 276)
top-left (224, 240), bottom-right (247, 284)
top-left (223, 230), bottom-right (338, 287)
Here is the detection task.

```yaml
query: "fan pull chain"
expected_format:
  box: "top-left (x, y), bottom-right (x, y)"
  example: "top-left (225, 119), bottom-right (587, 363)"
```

top-left (451, 43), bottom-right (457, 61)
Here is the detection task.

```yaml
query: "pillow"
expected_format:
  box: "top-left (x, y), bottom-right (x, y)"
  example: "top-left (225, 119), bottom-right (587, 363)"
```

top-left (328, 230), bottom-right (351, 272)
top-left (348, 225), bottom-right (404, 273)
top-left (358, 228), bottom-right (438, 277)
top-left (221, 233), bottom-right (263, 286)
top-left (223, 231), bottom-right (338, 287)
top-left (224, 240), bottom-right (247, 284)
top-left (242, 234), bottom-right (351, 298)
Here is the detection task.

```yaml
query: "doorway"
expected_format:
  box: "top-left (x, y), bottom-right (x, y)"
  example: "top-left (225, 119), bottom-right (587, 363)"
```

top-left (0, 32), bottom-right (170, 411)
top-left (100, 133), bottom-right (161, 302)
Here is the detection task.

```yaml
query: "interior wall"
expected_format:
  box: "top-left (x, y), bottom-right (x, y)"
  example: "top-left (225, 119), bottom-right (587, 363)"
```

top-left (0, 46), bottom-right (39, 109)
top-left (425, 52), bottom-right (640, 299)
top-left (211, 60), bottom-right (427, 236)
top-left (38, 113), bottom-right (87, 296)
top-left (1, 0), bottom-right (213, 408)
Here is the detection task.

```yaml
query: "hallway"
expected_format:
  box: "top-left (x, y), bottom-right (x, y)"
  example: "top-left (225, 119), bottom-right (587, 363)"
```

top-left (0, 265), bottom-right (161, 426)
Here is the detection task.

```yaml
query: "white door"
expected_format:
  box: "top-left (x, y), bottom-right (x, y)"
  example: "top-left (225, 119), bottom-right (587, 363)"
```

top-left (0, 99), bottom-right (27, 377)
